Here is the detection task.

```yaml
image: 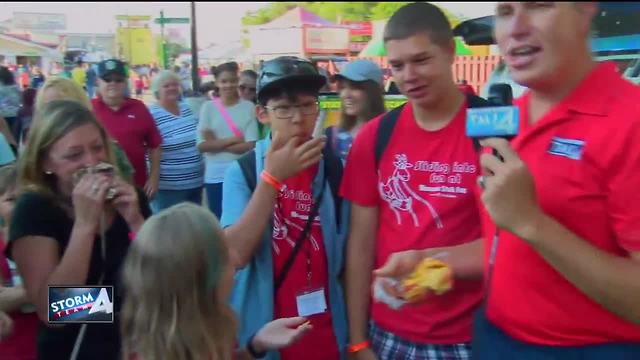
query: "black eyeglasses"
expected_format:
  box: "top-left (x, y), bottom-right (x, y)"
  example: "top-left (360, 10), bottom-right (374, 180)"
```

top-left (264, 101), bottom-right (320, 119)
top-left (102, 76), bottom-right (125, 84)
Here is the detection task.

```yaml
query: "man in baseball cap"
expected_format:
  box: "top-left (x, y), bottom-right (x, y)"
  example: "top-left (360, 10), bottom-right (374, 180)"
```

top-left (97, 59), bottom-right (127, 80)
top-left (92, 58), bottom-right (162, 198)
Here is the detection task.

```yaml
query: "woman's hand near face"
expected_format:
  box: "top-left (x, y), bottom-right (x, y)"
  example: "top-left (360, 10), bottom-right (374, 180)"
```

top-left (111, 177), bottom-right (144, 233)
top-left (72, 173), bottom-right (110, 233)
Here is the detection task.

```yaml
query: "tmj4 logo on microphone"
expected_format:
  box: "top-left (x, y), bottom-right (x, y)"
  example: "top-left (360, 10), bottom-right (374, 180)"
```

top-left (466, 106), bottom-right (519, 139)
top-left (48, 286), bottom-right (114, 324)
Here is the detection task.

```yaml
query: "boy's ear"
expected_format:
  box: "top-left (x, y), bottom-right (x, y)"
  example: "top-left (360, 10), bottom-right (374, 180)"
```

top-left (256, 105), bottom-right (270, 125)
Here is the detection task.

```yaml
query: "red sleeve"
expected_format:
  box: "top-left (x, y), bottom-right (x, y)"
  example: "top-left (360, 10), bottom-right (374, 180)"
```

top-left (138, 102), bottom-right (163, 149)
top-left (339, 115), bottom-right (383, 207)
top-left (607, 119), bottom-right (640, 252)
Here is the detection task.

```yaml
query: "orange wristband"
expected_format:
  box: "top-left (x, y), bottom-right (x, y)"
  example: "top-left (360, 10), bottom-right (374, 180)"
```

top-left (347, 340), bottom-right (370, 353)
top-left (260, 170), bottom-right (284, 192)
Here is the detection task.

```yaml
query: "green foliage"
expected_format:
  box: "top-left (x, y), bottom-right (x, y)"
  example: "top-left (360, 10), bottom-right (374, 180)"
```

top-left (165, 42), bottom-right (189, 59)
top-left (241, 2), bottom-right (465, 26)
top-left (239, 2), bottom-right (466, 48)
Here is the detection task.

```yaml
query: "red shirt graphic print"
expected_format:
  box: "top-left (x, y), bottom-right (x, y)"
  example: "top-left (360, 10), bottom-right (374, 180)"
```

top-left (341, 101), bottom-right (484, 344)
top-left (271, 165), bottom-right (339, 360)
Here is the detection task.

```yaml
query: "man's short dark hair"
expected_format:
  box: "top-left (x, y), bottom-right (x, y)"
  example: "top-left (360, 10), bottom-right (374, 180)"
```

top-left (383, 2), bottom-right (454, 47)
top-left (240, 69), bottom-right (258, 80)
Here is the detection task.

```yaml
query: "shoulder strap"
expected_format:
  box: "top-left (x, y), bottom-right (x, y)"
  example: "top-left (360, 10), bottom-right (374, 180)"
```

top-left (324, 126), bottom-right (338, 152)
top-left (321, 139), bottom-right (343, 228)
top-left (211, 98), bottom-right (243, 137)
top-left (374, 104), bottom-right (405, 169)
top-left (238, 149), bottom-right (257, 192)
top-left (274, 181), bottom-right (326, 293)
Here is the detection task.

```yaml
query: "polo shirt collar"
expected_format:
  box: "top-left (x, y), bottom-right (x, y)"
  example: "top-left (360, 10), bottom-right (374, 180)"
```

top-left (96, 95), bottom-right (135, 113)
top-left (556, 61), bottom-right (619, 117)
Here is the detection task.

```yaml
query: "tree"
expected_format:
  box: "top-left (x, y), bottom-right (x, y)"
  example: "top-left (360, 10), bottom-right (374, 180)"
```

top-left (370, 2), bottom-right (463, 27)
top-left (240, 2), bottom-right (466, 48)
top-left (165, 42), bottom-right (189, 60)
top-left (242, 2), bottom-right (464, 26)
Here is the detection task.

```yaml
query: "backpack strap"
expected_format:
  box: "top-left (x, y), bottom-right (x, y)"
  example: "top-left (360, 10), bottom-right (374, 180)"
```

top-left (238, 149), bottom-right (257, 192)
top-left (321, 139), bottom-right (343, 228)
top-left (237, 144), bottom-right (343, 227)
top-left (374, 94), bottom-right (493, 168)
top-left (374, 104), bottom-right (405, 169)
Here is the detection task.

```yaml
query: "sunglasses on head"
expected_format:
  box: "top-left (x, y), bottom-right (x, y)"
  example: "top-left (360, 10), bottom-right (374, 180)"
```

top-left (102, 76), bottom-right (125, 83)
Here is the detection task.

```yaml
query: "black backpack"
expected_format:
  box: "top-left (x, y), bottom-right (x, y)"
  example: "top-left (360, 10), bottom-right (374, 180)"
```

top-left (374, 94), bottom-right (492, 168)
top-left (237, 141), bottom-right (344, 227)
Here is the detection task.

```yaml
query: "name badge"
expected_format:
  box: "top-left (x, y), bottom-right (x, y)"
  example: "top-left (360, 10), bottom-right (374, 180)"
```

top-left (296, 288), bottom-right (327, 317)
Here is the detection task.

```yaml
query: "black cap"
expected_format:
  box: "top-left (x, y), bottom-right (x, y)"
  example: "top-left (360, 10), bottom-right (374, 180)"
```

top-left (257, 57), bottom-right (326, 102)
top-left (97, 59), bottom-right (127, 79)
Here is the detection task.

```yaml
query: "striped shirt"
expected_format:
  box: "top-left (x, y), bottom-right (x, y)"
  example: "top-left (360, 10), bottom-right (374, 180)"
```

top-left (148, 102), bottom-right (204, 191)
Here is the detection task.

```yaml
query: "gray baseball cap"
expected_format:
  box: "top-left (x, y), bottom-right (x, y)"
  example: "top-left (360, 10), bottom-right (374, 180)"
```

top-left (333, 59), bottom-right (384, 86)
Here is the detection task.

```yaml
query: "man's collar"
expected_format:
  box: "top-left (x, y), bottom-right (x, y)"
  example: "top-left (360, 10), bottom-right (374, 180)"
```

top-left (560, 61), bottom-right (620, 117)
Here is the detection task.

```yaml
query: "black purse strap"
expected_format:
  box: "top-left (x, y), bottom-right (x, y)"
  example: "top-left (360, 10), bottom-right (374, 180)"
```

top-left (274, 181), bottom-right (326, 293)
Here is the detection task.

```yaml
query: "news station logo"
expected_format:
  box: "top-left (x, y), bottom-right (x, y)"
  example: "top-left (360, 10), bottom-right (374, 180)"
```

top-left (48, 286), bottom-right (114, 324)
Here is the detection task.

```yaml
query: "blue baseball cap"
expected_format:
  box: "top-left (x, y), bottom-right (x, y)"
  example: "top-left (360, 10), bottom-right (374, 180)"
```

top-left (333, 59), bottom-right (384, 86)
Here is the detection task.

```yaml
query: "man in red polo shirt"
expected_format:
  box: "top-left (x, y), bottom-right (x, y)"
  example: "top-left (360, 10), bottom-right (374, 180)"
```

top-left (375, 2), bottom-right (640, 358)
top-left (92, 59), bottom-right (162, 196)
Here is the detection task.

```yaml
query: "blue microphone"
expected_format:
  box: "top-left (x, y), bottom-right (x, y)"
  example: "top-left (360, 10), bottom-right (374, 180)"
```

top-left (466, 106), bottom-right (519, 139)
top-left (466, 83), bottom-right (520, 161)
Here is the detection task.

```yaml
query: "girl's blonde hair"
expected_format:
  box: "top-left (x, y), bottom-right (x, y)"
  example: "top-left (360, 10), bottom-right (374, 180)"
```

top-left (18, 100), bottom-right (117, 198)
top-left (34, 76), bottom-right (91, 112)
top-left (121, 203), bottom-right (236, 360)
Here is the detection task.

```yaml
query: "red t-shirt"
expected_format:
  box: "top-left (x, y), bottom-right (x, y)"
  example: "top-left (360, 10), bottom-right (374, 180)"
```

top-left (92, 97), bottom-right (163, 187)
top-left (481, 62), bottom-right (640, 346)
top-left (340, 101), bottom-right (483, 344)
top-left (272, 166), bottom-right (339, 360)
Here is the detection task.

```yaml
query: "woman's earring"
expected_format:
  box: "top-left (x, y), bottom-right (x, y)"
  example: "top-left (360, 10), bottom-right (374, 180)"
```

top-left (45, 170), bottom-right (53, 175)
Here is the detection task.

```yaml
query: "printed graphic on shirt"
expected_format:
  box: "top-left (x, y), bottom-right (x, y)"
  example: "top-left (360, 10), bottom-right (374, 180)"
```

top-left (378, 154), bottom-right (444, 228)
top-left (379, 154), bottom-right (478, 228)
top-left (272, 185), bottom-right (321, 255)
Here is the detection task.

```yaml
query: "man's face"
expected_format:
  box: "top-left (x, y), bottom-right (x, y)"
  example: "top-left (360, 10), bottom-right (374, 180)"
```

top-left (386, 32), bottom-right (456, 108)
top-left (98, 74), bottom-right (127, 100)
top-left (257, 94), bottom-right (319, 141)
top-left (238, 75), bottom-right (257, 103)
top-left (494, 2), bottom-right (596, 89)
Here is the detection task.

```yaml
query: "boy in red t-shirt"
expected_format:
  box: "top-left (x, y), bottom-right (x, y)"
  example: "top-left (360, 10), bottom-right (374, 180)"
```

top-left (340, 3), bottom-right (485, 359)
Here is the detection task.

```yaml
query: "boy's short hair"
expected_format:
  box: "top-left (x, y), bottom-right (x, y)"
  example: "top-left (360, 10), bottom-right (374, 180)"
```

top-left (383, 2), bottom-right (454, 48)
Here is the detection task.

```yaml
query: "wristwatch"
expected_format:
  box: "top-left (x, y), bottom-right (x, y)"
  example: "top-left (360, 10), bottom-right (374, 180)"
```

top-left (247, 333), bottom-right (267, 359)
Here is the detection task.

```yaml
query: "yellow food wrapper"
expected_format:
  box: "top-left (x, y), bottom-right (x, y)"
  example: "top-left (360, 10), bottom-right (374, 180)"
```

top-left (401, 258), bottom-right (453, 303)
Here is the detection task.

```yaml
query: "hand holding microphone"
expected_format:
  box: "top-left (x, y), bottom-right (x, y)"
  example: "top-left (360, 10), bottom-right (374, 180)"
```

top-left (465, 85), bottom-right (543, 239)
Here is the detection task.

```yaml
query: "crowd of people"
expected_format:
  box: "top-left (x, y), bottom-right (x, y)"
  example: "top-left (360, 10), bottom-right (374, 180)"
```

top-left (0, 2), bottom-right (639, 360)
